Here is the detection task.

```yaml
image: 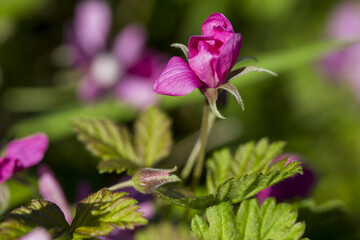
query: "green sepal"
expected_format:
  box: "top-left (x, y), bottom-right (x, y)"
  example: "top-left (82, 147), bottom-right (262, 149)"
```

top-left (227, 66), bottom-right (277, 82)
top-left (203, 88), bottom-right (225, 119)
top-left (218, 83), bottom-right (244, 110)
top-left (170, 43), bottom-right (189, 59)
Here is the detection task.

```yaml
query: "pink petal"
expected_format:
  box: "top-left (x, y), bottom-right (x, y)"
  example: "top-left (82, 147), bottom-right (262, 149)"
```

top-left (37, 165), bottom-right (73, 224)
top-left (116, 75), bottom-right (157, 109)
top-left (188, 36), bottom-right (218, 87)
top-left (73, 0), bottom-right (111, 59)
top-left (5, 133), bottom-right (48, 168)
top-left (201, 13), bottom-right (234, 38)
top-left (153, 57), bottom-right (204, 96)
top-left (326, 1), bottom-right (360, 39)
top-left (20, 228), bottom-right (51, 240)
top-left (0, 157), bottom-right (23, 183)
top-left (78, 74), bottom-right (103, 102)
top-left (113, 24), bottom-right (147, 69)
top-left (138, 201), bottom-right (155, 220)
top-left (216, 33), bottom-right (242, 85)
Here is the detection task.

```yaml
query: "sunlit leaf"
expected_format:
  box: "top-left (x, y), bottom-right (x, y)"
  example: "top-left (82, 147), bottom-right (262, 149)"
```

top-left (216, 159), bottom-right (303, 204)
top-left (72, 118), bottom-right (139, 173)
top-left (70, 188), bottom-right (147, 239)
top-left (135, 107), bottom-right (172, 167)
top-left (0, 200), bottom-right (70, 239)
top-left (207, 138), bottom-right (286, 193)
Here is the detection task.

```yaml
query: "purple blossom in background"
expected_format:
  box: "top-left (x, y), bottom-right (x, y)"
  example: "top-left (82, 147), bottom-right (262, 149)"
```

top-left (37, 164), bottom-right (73, 223)
top-left (67, 0), bottom-right (167, 109)
top-left (322, 1), bottom-right (360, 101)
top-left (153, 13), bottom-right (242, 96)
top-left (257, 154), bottom-right (316, 204)
top-left (19, 228), bottom-right (51, 240)
top-left (0, 133), bottom-right (48, 182)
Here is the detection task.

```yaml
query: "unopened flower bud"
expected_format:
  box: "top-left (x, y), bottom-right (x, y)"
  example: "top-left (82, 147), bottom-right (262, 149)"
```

top-left (132, 167), bottom-right (180, 194)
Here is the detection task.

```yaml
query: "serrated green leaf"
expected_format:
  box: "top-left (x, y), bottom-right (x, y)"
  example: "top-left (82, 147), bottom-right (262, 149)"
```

top-left (216, 159), bottom-right (303, 204)
top-left (72, 118), bottom-right (139, 173)
top-left (70, 188), bottom-right (147, 239)
top-left (155, 186), bottom-right (216, 210)
top-left (0, 219), bottom-right (33, 239)
top-left (135, 222), bottom-right (196, 240)
top-left (191, 202), bottom-right (238, 240)
top-left (135, 107), bottom-right (172, 167)
top-left (207, 139), bottom-right (286, 193)
top-left (0, 200), bottom-right (70, 239)
top-left (97, 159), bottom-right (138, 174)
top-left (233, 138), bottom-right (286, 176)
top-left (157, 159), bottom-right (301, 210)
top-left (191, 199), bottom-right (305, 240)
top-left (206, 149), bottom-right (233, 194)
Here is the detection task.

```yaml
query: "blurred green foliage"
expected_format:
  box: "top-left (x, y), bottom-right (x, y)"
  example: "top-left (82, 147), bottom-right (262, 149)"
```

top-left (1, 0), bottom-right (360, 239)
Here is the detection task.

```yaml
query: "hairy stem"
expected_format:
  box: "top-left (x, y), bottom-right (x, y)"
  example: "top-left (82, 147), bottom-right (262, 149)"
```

top-left (181, 101), bottom-right (215, 185)
top-left (108, 179), bottom-right (134, 191)
top-left (192, 103), bottom-right (215, 187)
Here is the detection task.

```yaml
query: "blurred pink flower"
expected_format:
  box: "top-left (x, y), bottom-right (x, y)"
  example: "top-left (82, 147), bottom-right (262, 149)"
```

top-left (257, 154), bottom-right (316, 204)
top-left (37, 164), bottom-right (73, 223)
top-left (322, 1), bottom-right (360, 101)
top-left (153, 13), bottom-right (242, 96)
top-left (19, 228), bottom-right (51, 240)
top-left (0, 133), bottom-right (48, 182)
top-left (67, 0), bottom-right (167, 109)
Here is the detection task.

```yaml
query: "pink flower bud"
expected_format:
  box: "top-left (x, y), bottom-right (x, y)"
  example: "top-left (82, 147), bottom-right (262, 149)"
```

top-left (132, 167), bottom-right (180, 194)
top-left (153, 13), bottom-right (242, 96)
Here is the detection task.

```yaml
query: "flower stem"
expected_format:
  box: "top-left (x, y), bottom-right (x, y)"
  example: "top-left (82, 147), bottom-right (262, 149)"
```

top-left (181, 101), bottom-right (215, 185)
top-left (108, 179), bottom-right (134, 191)
top-left (192, 103), bottom-right (215, 187)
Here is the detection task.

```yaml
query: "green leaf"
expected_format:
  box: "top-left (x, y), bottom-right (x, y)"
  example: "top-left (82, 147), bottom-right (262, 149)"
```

top-left (155, 186), bottom-right (216, 210)
top-left (135, 107), bottom-right (172, 167)
top-left (157, 146), bottom-right (301, 210)
top-left (233, 138), bottom-right (286, 176)
top-left (191, 199), bottom-right (305, 240)
top-left (135, 222), bottom-right (196, 240)
top-left (0, 219), bottom-right (33, 239)
top-left (70, 188), bottom-right (147, 239)
top-left (97, 159), bottom-right (138, 174)
top-left (216, 159), bottom-right (303, 204)
top-left (192, 202), bottom-right (238, 240)
top-left (72, 118), bottom-right (139, 173)
top-left (207, 139), bottom-right (286, 193)
top-left (206, 148), bottom-right (233, 194)
top-left (0, 200), bottom-right (70, 239)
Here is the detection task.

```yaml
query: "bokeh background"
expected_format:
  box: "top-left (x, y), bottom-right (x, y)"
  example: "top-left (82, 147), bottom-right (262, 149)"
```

top-left (1, 0), bottom-right (360, 239)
